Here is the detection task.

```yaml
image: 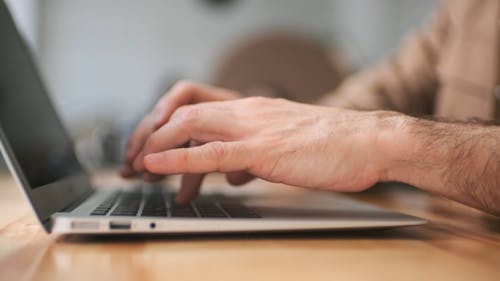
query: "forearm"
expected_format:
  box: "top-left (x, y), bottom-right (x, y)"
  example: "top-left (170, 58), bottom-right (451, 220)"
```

top-left (379, 113), bottom-right (500, 215)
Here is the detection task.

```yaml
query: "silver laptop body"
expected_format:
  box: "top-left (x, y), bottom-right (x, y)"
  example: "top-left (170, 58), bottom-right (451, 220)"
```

top-left (0, 1), bottom-right (425, 234)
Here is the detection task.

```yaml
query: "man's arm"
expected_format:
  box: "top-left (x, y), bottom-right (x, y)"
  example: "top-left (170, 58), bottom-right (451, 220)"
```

top-left (127, 84), bottom-right (499, 215)
top-left (319, 1), bottom-right (450, 115)
top-left (382, 116), bottom-right (500, 215)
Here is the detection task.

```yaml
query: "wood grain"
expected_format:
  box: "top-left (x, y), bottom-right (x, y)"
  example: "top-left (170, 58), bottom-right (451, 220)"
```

top-left (0, 172), bottom-right (499, 281)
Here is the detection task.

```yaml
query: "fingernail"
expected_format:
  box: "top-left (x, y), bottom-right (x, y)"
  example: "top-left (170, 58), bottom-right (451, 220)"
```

top-left (133, 153), bottom-right (145, 172)
top-left (126, 150), bottom-right (135, 162)
top-left (120, 165), bottom-right (136, 178)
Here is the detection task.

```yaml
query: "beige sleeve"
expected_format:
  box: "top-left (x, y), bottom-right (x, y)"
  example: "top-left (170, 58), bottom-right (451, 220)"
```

top-left (319, 1), bottom-right (451, 115)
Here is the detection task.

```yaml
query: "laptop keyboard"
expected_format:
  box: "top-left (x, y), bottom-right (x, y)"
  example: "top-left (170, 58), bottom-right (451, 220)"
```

top-left (110, 192), bottom-right (142, 216)
top-left (90, 191), bottom-right (261, 219)
top-left (89, 192), bottom-right (120, 216)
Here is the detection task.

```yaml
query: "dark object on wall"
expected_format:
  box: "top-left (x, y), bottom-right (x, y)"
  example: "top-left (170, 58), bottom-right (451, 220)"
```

top-left (202, 0), bottom-right (237, 8)
top-left (0, 155), bottom-right (5, 170)
top-left (212, 32), bottom-right (352, 103)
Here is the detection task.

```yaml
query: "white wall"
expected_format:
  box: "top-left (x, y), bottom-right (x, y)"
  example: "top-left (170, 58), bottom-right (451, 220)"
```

top-left (35, 0), bottom-right (437, 130)
top-left (37, 0), bottom-right (336, 128)
top-left (0, 0), bottom-right (438, 168)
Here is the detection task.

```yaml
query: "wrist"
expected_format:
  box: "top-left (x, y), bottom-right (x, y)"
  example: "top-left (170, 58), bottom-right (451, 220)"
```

top-left (370, 113), bottom-right (500, 214)
top-left (371, 111), bottom-right (410, 182)
top-left (374, 113), bottom-right (447, 193)
top-left (372, 112), bottom-right (421, 181)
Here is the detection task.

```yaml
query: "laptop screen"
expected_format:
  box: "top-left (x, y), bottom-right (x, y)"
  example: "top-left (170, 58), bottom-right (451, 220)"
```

top-left (0, 2), bottom-right (82, 188)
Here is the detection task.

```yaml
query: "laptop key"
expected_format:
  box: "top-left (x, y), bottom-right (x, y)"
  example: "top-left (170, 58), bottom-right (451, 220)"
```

top-left (141, 193), bottom-right (167, 217)
top-left (195, 203), bottom-right (228, 218)
top-left (171, 203), bottom-right (198, 217)
top-left (90, 192), bottom-right (120, 216)
top-left (141, 212), bottom-right (166, 216)
top-left (110, 192), bottom-right (142, 216)
top-left (90, 210), bottom-right (108, 216)
top-left (220, 203), bottom-right (261, 218)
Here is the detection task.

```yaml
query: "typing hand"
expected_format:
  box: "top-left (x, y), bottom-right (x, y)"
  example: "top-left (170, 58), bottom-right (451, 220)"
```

top-left (121, 81), bottom-right (244, 194)
top-left (134, 85), bottom-right (396, 203)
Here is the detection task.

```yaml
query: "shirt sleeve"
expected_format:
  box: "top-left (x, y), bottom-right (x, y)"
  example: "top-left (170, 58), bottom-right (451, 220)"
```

top-left (319, 1), bottom-right (451, 115)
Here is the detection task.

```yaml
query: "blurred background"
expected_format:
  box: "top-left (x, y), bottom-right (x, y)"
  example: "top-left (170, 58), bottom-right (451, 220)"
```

top-left (0, 0), bottom-right (438, 171)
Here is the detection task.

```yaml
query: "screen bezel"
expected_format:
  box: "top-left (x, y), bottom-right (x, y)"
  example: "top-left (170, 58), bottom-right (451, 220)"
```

top-left (0, 130), bottom-right (92, 231)
top-left (0, 1), bottom-right (92, 231)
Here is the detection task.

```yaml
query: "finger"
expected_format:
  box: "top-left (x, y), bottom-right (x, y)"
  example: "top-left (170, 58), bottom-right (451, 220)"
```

top-left (144, 141), bottom-right (251, 175)
top-left (122, 81), bottom-right (240, 178)
top-left (126, 114), bottom-right (156, 163)
top-left (132, 109), bottom-right (204, 173)
top-left (132, 151), bottom-right (145, 172)
top-left (153, 81), bottom-right (240, 129)
top-left (141, 105), bottom-right (236, 161)
top-left (121, 117), bottom-right (158, 179)
top-left (132, 119), bottom-right (191, 172)
top-left (175, 141), bottom-right (204, 203)
top-left (225, 171), bottom-right (255, 186)
top-left (143, 172), bottom-right (164, 183)
top-left (176, 173), bottom-right (206, 204)
top-left (120, 164), bottom-right (137, 178)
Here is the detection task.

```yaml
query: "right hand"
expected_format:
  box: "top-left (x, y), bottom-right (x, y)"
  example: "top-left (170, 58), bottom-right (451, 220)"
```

top-left (120, 81), bottom-right (247, 196)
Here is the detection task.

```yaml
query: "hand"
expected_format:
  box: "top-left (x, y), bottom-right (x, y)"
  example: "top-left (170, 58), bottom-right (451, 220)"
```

top-left (139, 93), bottom-right (400, 203)
top-left (121, 81), bottom-right (242, 191)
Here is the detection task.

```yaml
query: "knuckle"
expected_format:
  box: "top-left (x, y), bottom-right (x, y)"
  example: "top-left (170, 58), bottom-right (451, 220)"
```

top-left (174, 106), bottom-right (202, 129)
top-left (208, 141), bottom-right (227, 162)
top-left (274, 97), bottom-right (288, 104)
top-left (145, 111), bottom-right (157, 123)
top-left (144, 134), bottom-right (160, 153)
top-left (127, 133), bottom-right (139, 148)
top-left (172, 80), bottom-right (196, 94)
top-left (128, 127), bottom-right (146, 150)
top-left (153, 100), bottom-right (166, 115)
top-left (179, 148), bottom-right (191, 168)
top-left (247, 96), bottom-right (268, 105)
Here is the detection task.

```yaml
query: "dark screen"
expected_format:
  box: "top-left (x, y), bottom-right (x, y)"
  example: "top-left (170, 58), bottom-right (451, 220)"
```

top-left (0, 2), bottom-right (82, 188)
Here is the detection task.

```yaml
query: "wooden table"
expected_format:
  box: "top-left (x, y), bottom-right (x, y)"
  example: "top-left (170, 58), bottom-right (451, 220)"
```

top-left (0, 171), bottom-right (499, 281)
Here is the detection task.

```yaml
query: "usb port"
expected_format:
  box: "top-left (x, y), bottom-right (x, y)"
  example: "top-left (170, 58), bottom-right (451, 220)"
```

top-left (109, 221), bottom-right (131, 230)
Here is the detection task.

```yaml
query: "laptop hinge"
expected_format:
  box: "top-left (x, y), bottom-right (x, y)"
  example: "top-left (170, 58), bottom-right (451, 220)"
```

top-left (46, 188), bottom-right (91, 233)
top-left (58, 189), bottom-right (94, 213)
top-left (41, 218), bottom-right (51, 232)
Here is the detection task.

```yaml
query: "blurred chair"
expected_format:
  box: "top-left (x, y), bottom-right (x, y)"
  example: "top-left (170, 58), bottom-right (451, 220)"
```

top-left (212, 32), bottom-right (352, 103)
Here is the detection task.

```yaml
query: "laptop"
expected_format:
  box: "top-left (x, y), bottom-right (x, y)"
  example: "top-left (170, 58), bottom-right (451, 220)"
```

top-left (0, 1), bottom-right (425, 234)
